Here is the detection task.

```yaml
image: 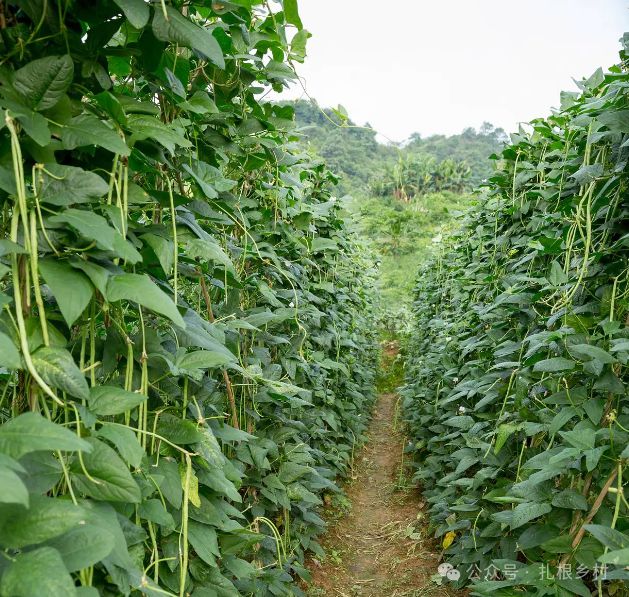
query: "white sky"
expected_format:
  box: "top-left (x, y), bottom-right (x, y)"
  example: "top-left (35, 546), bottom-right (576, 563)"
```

top-left (280, 0), bottom-right (628, 141)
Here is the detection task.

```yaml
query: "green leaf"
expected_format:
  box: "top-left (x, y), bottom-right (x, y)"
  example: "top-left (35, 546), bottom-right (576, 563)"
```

top-left (45, 524), bottom-right (115, 572)
top-left (188, 520), bottom-right (220, 565)
top-left (0, 547), bottom-right (77, 597)
top-left (0, 495), bottom-right (87, 548)
top-left (127, 114), bottom-right (193, 153)
top-left (551, 488), bottom-right (587, 510)
top-left (113, 0), bottom-right (150, 28)
top-left (39, 164), bottom-right (109, 206)
top-left (31, 346), bottom-right (90, 400)
top-left (14, 55), bottom-right (74, 111)
top-left (0, 412), bottom-right (91, 459)
top-left (70, 260), bottom-right (111, 296)
top-left (0, 458), bottom-right (29, 506)
top-left (599, 547), bottom-right (629, 566)
top-left (88, 386), bottom-right (147, 416)
top-left (179, 91), bottom-right (218, 115)
top-left (492, 501), bottom-right (552, 529)
top-left (283, 0), bottom-right (303, 29)
top-left (138, 499), bottom-right (175, 529)
top-left (70, 437), bottom-right (141, 503)
top-left (39, 259), bottom-right (93, 327)
top-left (559, 424), bottom-right (596, 451)
top-left (0, 331), bottom-right (22, 369)
top-left (96, 423), bottom-right (144, 469)
top-left (156, 413), bottom-right (203, 445)
top-left (60, 114), bottom-right (130, 155)
top-left (533, 357), bottom-right (575, 373)
top-left (186, 238), bottom-right (235, 272)
top-left (18, 452), bottom-right (62, 493)
top-left (0, 239), bottom-right (27, 257)
top-left (142, 233), bottom-right (174, 275)
top-left (152, 7), bottom-right (225, 69)
top-left (585, 525), bottom-right (629, 551)
top-left (106, 273), bottom-right (185, 328)
top-left (494, 423), bottom-right (521, 454)
top-left (49, 209), bottom-right (141, 263)
top-left (548, 260), bottom-right (568, 286)
top-left (176, 349), bottom-right (235, 372)
top-left (597, 109), bottom-right (629, 133)
top-left (311, 237), bottom-right (338, 253)
top-left (182, 161), bottom-right (236, 198)
top-left (568, 343), bottom-right (615, 365)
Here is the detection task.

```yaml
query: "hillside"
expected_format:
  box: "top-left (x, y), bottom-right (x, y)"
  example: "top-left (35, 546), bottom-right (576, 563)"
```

top-left (291, 99), bottom-right (507, 193)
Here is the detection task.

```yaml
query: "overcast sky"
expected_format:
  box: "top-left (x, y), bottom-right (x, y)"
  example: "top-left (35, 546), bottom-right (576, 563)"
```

top-left (280, 0), bottom-right (628, 141)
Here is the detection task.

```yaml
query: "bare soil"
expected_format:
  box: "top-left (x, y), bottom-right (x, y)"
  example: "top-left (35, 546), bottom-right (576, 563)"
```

top-left (305, 343), bottom-right (462, 597)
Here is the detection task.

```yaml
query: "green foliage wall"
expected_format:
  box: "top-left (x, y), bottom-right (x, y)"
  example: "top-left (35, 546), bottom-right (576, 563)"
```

top-left (403, 40), bottom-right (629, 595)
top-left (0, 2), bottom-right (377, 596)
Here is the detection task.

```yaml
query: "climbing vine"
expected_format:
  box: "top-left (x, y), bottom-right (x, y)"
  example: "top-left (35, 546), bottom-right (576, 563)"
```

top-left (0, 1), bottom-right (377, 596)
top-left (404, 36), bottom-right (629, 595)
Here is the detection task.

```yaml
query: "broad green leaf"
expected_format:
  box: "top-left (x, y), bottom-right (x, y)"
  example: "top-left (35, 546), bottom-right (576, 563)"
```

top-left (14, 55), bottom-right (73, 110)
top-left (96, 423), bottom-right (144, 469)
top-left (3, 97), bottom-right (51, 145)
top-left (127, 114), bottom-right (192, 153)
top-left (0, 460), bottom-right (29, 506)
top-left (548, 260), bottom-right (568, 286)
top-left (559, 425), bottom-right (596, 451)
top-left (49, 209), bottom-right (141, 263)
top-left (70, 259), bottom-right (111, 296)
top-left (142, 233), bottom-right (174, 275)
top-left (176, 349), bottom-right (235, 372)
top-left (0, 412), bottom-right (91, 459)
top-left (88, 386), bottom-right (147, 416)
top-left (0, 330), bottom-right (22, 369)
top-left (106, 273), bottom-right (185, 328)
top-left (156, 413), bottom-right (203, 445)
top-left (492, 501), bottom-right (552, 529)
top-left (70, 437), bottom-right (141, 503)
top-left (494, 423), bottom-right (521, 454)
top-left (31, 346), bottom-right (90, 400)
top-left (153, 457), bottom-right (182, 509)
top-left (599, 547), bottom-right (629, 566)
top-left (45, 524), bottom-right (115, 572)
top-left (18, 452), bottom-right (62, 493)
top-left (0, 239), bottom-right (27, 256)
top-left (0, 547), bottom-right (77, 597)
top-left (182, 161), bottom-right (236, 198)
top-left (0, 495), bottom-right (87, 548)
top-left (568, 343), bottom-right (615, 365)
top-left (186, 238), bottom-right (235, 272)
top-left (138, 499), bottom-right (175, 529)
top-left (188, 520), bottom-right (219, 565)
top-left (113, 0), bottom-right (150, 28)
top-left (60, 114), bottom-right (130, 155)
top-left (311, 237), bottom-right (338, 253)
top-left (597, 109), bottom-right (629, 133)
top-left (152, 7), bottom-right (225, 69)
top-left (39, 259), bottom-right (93, 327)
top-left (39, 164), bottom-right (109, 206)
top-left (551, 488), bottom-right (587, 510)
top-left (585, 525), bottom-right (629, 550)
top-left (533, 357), bottom-right (575, 373)
top-left (283, 0), bottom-right (303, 29)
top-left (179, 91), bottom-right (218, 115)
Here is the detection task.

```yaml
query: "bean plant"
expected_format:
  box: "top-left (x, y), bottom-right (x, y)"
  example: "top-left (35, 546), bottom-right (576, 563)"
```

top-left (0, 1), bottom-right (378, 596)
top-left (403, 37), bottom-right (629, 596)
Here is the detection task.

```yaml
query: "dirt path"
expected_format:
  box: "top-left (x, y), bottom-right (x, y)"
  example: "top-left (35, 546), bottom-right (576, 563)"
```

top-left (305, 343), bottom-right (460, 597)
